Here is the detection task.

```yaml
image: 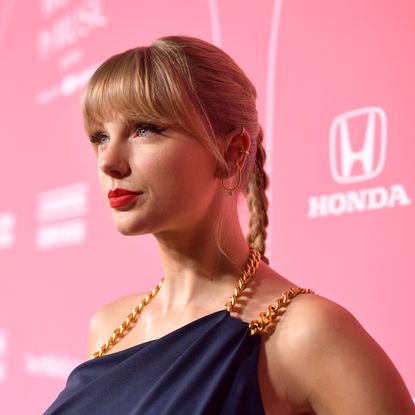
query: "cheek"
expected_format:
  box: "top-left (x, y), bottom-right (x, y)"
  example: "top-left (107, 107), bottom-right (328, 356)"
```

top-left (179, 148), bottom-right (215, 190)
top-left (143, 148), bottom-right (215, 203)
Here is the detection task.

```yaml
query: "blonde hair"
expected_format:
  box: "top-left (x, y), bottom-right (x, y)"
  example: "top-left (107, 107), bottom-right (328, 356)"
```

top-left (82, 35), bottom-right (270, 265)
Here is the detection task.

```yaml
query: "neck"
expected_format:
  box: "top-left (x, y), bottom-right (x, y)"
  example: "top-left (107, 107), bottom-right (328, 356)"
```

top-left (152, 215), bottom-right (254, 315)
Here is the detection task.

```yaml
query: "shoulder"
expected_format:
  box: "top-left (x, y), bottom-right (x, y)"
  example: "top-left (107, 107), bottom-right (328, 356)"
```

top-left (86, 292), bottom-right (145, 359)
top-left (268, 292), bottom-right (415, 414)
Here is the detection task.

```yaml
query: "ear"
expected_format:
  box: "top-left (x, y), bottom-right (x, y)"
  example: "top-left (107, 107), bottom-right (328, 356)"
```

top-left (221, 127), bottom-right (251, 175)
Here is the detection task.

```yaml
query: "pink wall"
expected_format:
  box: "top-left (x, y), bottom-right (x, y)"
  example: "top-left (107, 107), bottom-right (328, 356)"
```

top-left (0, 0), bottom-right (413, 413)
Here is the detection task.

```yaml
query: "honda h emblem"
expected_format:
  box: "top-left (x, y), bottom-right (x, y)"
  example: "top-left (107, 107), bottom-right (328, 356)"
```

top-left (329, 107), bottom-right (387, 183)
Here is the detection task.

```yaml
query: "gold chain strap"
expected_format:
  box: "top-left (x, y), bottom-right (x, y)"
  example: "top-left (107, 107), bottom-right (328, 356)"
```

top-left (92, 278), bottom-right (165, 359)
top-left (248, 287), bottom-right (316, 335)
top-left (92, 249), bottom-right (316, 356)
top-left (92, 246), bottom-right (261, 359)
top-left (224, 246), bottom-right (262, 312)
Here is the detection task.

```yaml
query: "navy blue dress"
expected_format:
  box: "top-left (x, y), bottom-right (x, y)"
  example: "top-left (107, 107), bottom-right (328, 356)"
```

top-left (43, 309), bottom-right (267, 414)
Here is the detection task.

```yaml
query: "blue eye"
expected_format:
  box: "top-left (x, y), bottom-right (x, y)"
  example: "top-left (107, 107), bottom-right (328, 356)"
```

top-left (134, 123), bottom-right (166, 137)
top-left (89, 132), bottom-right (109, 145)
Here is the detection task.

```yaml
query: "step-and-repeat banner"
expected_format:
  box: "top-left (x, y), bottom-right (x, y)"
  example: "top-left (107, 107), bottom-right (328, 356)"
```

top-left (0, 0), bottom-right (413, 413)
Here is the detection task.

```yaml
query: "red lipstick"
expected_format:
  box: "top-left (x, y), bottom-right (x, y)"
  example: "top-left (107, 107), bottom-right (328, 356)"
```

top-left (108, 188), bottom-right (143, 208)
top-left (108, 188), bottom-right (143, 197)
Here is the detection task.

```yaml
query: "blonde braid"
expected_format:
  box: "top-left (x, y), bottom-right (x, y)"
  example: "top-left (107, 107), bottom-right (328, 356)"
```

top-left (246, 125), bottom-right (270, 265)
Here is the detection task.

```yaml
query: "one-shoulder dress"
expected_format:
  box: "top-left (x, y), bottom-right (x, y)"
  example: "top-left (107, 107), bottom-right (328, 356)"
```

top-left (43, 284), bottom-right (315, 414)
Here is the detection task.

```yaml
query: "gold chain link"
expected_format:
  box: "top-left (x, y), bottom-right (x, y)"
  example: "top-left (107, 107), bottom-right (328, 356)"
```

top-left (92, 278), bottom-right (165, 358)
top-left (224, 246), bottom-right (261, 312)
top-left (248, 287), bottom-right (316, 335)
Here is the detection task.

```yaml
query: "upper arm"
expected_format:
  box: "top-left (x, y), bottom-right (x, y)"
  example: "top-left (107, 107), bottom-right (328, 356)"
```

top-left (279, 295), bottom-right (415, 415)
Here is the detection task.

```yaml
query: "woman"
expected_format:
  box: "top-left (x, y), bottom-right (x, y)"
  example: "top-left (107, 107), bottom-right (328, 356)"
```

top-left (43, 35), bottom-right (414, 414)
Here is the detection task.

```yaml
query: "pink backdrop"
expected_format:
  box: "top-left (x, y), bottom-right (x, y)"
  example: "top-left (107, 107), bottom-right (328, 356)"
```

top-left (0, 0), bottom-right (413, 413)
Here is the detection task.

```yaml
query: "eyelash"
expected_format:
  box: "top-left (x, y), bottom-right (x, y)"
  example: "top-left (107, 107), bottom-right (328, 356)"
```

top-left (89, 123), bottom-right (166, 145)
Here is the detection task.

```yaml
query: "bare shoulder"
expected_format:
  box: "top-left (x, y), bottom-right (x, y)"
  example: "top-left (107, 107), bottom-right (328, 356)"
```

top-left (86, 291), bottom-right (146, 360)
top-left (268, 292), bottom-right (415, 414)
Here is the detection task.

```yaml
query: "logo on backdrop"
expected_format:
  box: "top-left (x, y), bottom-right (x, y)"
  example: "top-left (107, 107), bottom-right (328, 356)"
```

top-left (24, 352), bottom-right (83, 379)
top-left (0, 213), bottom-right (15, 250)
top-left (0, 329), bottom-right (9, 383)
top-left (308, 106), bottom-right (411, 217)
top-left (329, 107), bottom-right (386, 183)
top-left (35, 0), bottom-right (108, 105)
top-left (36, 182), bottom-right (88, 249)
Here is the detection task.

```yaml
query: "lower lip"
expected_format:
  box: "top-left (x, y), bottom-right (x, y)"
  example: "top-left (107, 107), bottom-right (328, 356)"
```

top-left (109, 194), bottom-right (143, 208)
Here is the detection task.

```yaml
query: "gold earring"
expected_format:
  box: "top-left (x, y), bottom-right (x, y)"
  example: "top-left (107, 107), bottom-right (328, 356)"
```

top-left (220, 127), bottom-right (248, 196)
top-left (221, 161), bottom-right (242, 196)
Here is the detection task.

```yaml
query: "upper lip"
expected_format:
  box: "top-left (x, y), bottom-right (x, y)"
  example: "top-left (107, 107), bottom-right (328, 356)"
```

top-left (108, 188), bottom-right (143, 198)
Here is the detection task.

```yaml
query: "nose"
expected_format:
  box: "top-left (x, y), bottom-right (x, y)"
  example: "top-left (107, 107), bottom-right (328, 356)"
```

top-left (97, 140), bottom-right (130, 178)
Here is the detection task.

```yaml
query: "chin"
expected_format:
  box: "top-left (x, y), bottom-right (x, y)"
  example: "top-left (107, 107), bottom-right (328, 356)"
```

top-left (116, 226), bottom-right (149, 237)
top-left (112, 219), bottom-right (150, 236)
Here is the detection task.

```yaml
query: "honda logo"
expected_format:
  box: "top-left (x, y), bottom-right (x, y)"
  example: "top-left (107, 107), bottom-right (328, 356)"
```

top-left (329, 107), bottom-right (387, 183)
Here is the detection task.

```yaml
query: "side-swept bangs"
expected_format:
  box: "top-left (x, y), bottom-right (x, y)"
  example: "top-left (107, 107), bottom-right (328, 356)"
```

top-left (81, 46), bottom-right (214, 149)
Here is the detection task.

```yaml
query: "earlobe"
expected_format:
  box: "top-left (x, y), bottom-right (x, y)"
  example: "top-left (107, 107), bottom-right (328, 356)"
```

top-left (214, 162), bottom-right (232, 179)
